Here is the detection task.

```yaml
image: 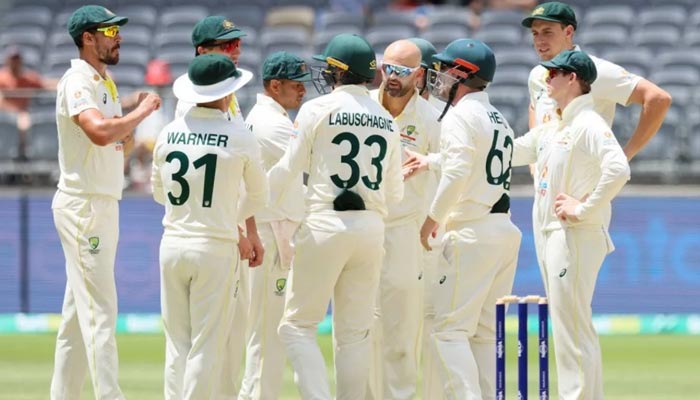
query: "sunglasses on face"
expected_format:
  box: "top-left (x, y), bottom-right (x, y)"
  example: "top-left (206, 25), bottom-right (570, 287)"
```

top-left (547, 68), bottom-right (572, 79)
top-left (95, 25), bottom-right (120, 38)
top-left (382, 63), bottom-right (417, 78)
top-left (209, 39), bottom-right (241, 53)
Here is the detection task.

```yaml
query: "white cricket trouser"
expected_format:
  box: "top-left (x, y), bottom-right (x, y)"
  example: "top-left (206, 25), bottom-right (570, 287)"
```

top-left (430, 214), bottom-right (521, 400)
top-left (160, 236), bottom-right (239, 400)
top-left (219, 257), bottom-right (249, 399)
top-left (240, 221), bottom-right (297, 400)
top-left (539, 227), bottom-right (608, 400)
top-left (421, 229), bottom-right (444, 400)
top-left (279, 211), bottom-right (384, 400)
top-left (50, 191), bottom-right (123, 400)
top-left (368, 219), bottom-right (423, 400)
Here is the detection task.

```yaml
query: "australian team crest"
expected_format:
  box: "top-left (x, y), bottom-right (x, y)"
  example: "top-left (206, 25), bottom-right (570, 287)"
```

top-left (275, 278), bottom-right (287, 296)
top-left (88, 236), bottom-right (100, 254)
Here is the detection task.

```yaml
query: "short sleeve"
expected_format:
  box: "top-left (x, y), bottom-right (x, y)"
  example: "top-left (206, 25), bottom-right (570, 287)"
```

top-left (591, 57), bottom-right (642, 107)
top-left (64, 73), bottom-right (99, 117)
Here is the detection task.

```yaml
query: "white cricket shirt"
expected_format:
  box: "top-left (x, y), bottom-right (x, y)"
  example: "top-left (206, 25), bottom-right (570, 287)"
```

top-left (513, 94), bottom-right (630, 233)
top-left (529, 46), bottom-right (642, 127)
top-left (371, 85), bottom-right (441, 226)
top-left (429, 91), bottom-right (515, 225)
top-left (245, 93), bottom-right (304, 223)
top-left (151, 106), bottom-right (268, 242)
top-left (55, 59), bottom-right (125, 200)
top-left (268, 85), bottom-right (404, 218)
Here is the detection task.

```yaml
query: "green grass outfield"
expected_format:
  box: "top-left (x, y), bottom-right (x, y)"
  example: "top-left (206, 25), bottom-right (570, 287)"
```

top-left (1, 334), bottom-right (698, 399)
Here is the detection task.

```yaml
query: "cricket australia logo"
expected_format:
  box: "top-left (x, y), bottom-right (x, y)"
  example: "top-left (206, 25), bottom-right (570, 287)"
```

top-left (275, 278), bottom-right (287, 296)
top-left (496, 341), bottom-right (504, 359)
top-left (540, 339), bottom-right (548, 359)
top-left (88, 236), bottom-right (100, 254)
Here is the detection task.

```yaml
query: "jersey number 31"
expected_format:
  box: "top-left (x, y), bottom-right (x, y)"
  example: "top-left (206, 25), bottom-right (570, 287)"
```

top-left (165, 151), bottom-right (217, 207)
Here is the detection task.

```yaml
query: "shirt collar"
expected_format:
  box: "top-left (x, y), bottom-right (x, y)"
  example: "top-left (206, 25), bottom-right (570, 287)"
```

top-left (187, 106), bottom-right (230, 120)
top-left (454, 90), bottom-right (490, 107)
top-left (71, 58), bottom-right (106, 81)
top-left (560, 93), bottom-right (594, 125)
top-left (256, 93), bottom-right (289, 117)
top-left (332, 84), bottom-right (369, 96)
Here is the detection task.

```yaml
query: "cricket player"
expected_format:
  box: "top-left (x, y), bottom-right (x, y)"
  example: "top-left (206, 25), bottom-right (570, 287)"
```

top-left (522, 1), bottom-right (671, 160)
top-left (175, 15), bottom-right (248, 126)
top-left (512, 50), bottom-right (631, 400)
top-left (239, 51), bottom-right (310, 400)
top-left (268, 33), bottom-right (404, 400)
top-left (367, 39), bottom-right (441, 400)
top-left (151, 53), bottom-right (267, 399)
top-left (170, 15), bottom-right (261, 397)
top-left (50, 6), bottom-right (161, 400)
top-left (418, 39), bottom-right (522, 400)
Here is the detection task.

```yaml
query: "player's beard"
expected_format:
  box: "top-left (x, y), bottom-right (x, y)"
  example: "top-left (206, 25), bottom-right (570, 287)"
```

top-left (99, 44), bottom-right (120, 66)
top-left (384, 78), bottom-right (413, 98)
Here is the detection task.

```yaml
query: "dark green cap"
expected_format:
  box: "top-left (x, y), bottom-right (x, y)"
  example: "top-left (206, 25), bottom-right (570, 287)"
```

top-left (68, 5), bottom-right (128, 39)
top-left (191, 16), bottom-right (246, 47)
top-left (313, 33), bottom-right (377, 80)
top-left (189, 53), bottom-right (241, 85)
top-left (541, 50), bottom-right (597, 83)
top-left (521, 2), bottom-right (577, 30)
top-left (407, 37), bottom-right (438, 69)
top-left (262, 51), bottom-right (312, 82)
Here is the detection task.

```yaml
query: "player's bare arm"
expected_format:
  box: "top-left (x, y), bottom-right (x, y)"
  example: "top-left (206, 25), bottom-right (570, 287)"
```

top-left (623, 78), bottom-right (672, 161)
top-left (75, 92), bottom-right (161, 146)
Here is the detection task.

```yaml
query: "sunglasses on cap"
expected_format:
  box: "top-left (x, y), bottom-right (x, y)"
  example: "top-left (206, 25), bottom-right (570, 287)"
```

top-left (382, 63), bottom-right (417, 78)
top-left (94, 25), bottom-right (120, 38)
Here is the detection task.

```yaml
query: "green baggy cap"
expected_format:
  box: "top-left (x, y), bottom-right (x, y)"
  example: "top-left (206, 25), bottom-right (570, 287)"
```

top-left (68, 5), bottom-right (128, 39)
top-left (192, 16), bottom-right (246, 47)
top-left (541, 50), bottom-right (597, 84)
top-left (262, 51), bottom-right (312, 82)
top-left (521, 2), bottom-right (577, 29)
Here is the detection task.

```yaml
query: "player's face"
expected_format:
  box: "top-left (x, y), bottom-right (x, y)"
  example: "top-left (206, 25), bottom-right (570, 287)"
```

top-left (381, 62), bottom-right (419, 98)
top-left (277, 79), bottom-right (306, 109)
top-left (91, 25), bottom-right (122, 65)
top-left (530, 20), bottom-right (573, 61)
top-left (545, 68), bottom-right (572, 101)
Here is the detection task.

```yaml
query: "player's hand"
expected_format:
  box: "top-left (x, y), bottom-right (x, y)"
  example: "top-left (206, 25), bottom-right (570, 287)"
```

top-left (420, 216), bottom-right (439, 251)
top-left (554, 193), bottom-right (581, 223)
top-left (137, 93), bottom-right (161, 114)
top-left (247, 232), bottom-right (265, 268)
top-left (402, 148), bottom-right (429, 180)
top-left (238, 234), bottom-right (254, 261)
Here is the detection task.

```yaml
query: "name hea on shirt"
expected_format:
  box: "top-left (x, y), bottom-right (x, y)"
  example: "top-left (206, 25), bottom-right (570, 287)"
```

top-left (327, 112), bottom-right (394, 132)
top-left (487, 110), bottom-right (509, 129)
top-left (166, 131), bottom-right (229, 148)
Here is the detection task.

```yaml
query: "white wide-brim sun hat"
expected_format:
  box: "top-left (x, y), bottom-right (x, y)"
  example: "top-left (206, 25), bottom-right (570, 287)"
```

top-left (173, 67), bottom-right (253, 103)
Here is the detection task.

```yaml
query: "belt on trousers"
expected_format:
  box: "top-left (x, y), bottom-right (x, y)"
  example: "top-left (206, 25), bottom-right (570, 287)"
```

top-left (490, 193), bottom-right (510, 214)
